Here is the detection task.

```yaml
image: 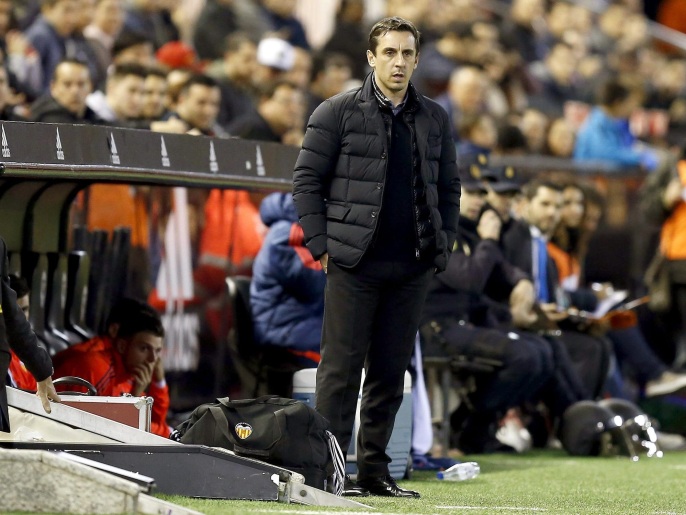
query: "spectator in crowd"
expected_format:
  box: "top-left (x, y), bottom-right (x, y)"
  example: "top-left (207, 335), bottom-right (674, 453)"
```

top-left (0, 66), bottom-right (26, 121)
top-left (86, 61), bottom-right (146, 126)
top-left (283, 46), bottom-right (312, 92)
top-left (498, 0), bottom-right (547, 65)
top-left (304, 51), bottom-right (352, 123)
top-left (227, 80), bottom-right (302, 144)
top-left (71, 0), bottom-right (103, 90)
top-left (30, 58), bottom-right (103, 123)
top-left (83, 0), bottom-right (125, 74)
top-left (141, 66), bottom-right (168, 121)
top-left (500, 179), bottom-right (611, 398)
top-left (192, 0), bottom-right (238, 61)
top-left (455, 112), bottom-right (498, 160)
top-left (122, 0), bottom-right (178, 50)
top-left (1, 237), bottom-right (61, 432)
top-left (258, 0), bottom-right (309, 50)
top-left (320, 0), bottom-right (367, 80)
top-left (252, 36), bottom-right (295, 92)
top-left (0, 0), bottom-right (43, 102)
top-left (111, 29), bottom-right (154, 67)
top-left (410, 22), bottom-right (475, 98)
top-left (174, 73), bottom-right (226, 137)
top-left (528, 41), bottom-right (581, 117)
top-left (436, 66), bottom-right (488, 143)
top-left (250, 192), bottom-right (325, 368)
top-left (574, 77), bottom-right (659, 171)
top-left (24, 0), bottom-right (79, 92)
top-left (519, 108), bottom-right (549, 154)
top-left (544, 117), bottom-right (576, 158)
top-left (52, 297), bottom-right (171, 437)
top-left (215, 32), bottom-right (258, 129)
top-left (6, 274), bottom-right (37, 391)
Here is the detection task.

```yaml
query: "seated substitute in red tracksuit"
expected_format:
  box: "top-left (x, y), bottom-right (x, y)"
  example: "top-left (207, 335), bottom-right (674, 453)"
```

top-left (52, 299), bottom-right (171, 437)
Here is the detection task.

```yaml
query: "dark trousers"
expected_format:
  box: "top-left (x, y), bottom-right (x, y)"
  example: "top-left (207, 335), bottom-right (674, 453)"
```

top-left (432, 324), bottom-right (554, 413)
top-left (315, 259), bottom-right (433, 479)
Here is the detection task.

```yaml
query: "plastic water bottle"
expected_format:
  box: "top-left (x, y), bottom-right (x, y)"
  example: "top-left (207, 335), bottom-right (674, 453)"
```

top-left (436, 462), bottom-right (480, 481)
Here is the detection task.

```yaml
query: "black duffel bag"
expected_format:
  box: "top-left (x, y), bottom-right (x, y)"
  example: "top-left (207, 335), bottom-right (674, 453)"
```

top-left (171, 395), bottom-right (344, 493)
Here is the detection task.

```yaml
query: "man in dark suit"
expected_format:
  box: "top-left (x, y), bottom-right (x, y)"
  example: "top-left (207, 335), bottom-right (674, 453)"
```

top-left (0, 237), bottom-right (61, 432)
top-left (500, 179), bottom-right (610, 398)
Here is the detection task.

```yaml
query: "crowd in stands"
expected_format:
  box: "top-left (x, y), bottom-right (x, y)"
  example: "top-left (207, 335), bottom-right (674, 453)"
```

top-left (5, 0), bottom-right (686, 454)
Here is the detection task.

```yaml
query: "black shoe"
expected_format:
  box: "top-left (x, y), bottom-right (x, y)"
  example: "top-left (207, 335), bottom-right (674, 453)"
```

top-left (357, 475), bottom-right (420, 498)
top-left (342, 475), bottom-right (370, 497)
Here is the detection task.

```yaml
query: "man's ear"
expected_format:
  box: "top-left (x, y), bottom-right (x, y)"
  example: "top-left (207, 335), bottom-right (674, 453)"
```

top-left (366, 50), bottom-right (375, 68)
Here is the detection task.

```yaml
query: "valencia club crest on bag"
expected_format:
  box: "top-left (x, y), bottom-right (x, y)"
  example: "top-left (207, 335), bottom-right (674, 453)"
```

top-left (235, 422), bottom-right (253, 439)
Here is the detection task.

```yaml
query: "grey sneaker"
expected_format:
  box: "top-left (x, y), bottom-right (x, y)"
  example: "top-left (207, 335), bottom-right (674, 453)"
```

top-left (645, 371), bottom-right (686, 397)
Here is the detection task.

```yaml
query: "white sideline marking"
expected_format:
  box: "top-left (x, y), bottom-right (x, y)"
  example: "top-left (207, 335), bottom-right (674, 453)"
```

top-left (243, 511), bottom-right (408, 515)
top-left (437, 507), bottom-right (547, 512)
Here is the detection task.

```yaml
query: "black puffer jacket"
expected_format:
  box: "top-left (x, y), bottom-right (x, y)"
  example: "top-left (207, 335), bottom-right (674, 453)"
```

top-left (292, 73), bottom-right (461, 271)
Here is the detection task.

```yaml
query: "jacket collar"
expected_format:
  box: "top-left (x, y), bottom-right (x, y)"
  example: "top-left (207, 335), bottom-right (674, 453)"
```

top-left (358, 71), bottom-right (424, 112)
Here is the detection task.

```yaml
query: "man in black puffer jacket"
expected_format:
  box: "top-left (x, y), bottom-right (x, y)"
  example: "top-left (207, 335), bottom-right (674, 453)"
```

top-left (293, 16), bottom-right (460, 499)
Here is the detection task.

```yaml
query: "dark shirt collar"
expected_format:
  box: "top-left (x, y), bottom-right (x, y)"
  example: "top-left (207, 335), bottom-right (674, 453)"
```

top-left (372, 73), bottom-right (408, 115)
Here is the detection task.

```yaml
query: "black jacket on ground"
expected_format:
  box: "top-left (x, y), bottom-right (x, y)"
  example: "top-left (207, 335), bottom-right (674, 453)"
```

top-left (292, 73), bottom-right (461, 270)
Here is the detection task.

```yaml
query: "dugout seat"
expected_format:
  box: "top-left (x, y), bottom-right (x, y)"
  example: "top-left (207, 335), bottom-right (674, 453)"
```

top-left (225, 276), bottom-right (304, 399)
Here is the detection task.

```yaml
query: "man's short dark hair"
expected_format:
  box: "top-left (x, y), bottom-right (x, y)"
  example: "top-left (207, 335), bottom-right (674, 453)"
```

top-left (106, 298), bottom-right (164, 339)
top-left (257, 79), bottom-right (297, 101)
top-left (8, 274), bottom-right (30, 299)
top-left (52, 58), bottom-right (90, 81)
top-left (146, 66), bottom-right (168, 80)
top-left (109, 62), bottom-right (148, 82)
top-left (224, 31), bottom-right (255, 54)
top-left (112, 30), bottom-right (152, 58)
top-left (310, 51), bottom-right (352, 83)
top-left (497, 124), bottom-right (527, 152)
top-left (368, 16), bottom-right (420, 55)
top-left (179, 73), bottom-right (220, 96)
top-left (523, 178), bottom-right (563, 201)
top-left (594, 78), bottom-right (643, 107)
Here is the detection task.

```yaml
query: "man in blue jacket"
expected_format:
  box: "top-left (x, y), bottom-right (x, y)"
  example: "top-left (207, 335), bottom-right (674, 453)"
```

top-left (251, 192), bottom-right (325, 368)
top-left (293, 16), bottom-right (460, 498)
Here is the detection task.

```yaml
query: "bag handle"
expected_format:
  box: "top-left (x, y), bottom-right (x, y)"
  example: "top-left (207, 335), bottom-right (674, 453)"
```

top-left (208, 404), bottom-right (238, 447)
top-left (216, 395), bottom-right (285, 408)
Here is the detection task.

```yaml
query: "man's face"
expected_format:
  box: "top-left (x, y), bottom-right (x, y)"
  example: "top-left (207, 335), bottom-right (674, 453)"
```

top-left (367, 30), bottom-right (418, 97)
top-left (44, 0), bottom-right (79, 37)
top-left (118, 331), bottom-right (163, 375)
top-left (526, 186), bottom-right (562, 236)
top-left (486, 186), bottom-right (518, 222)
top-left (143, 74), bottom-right (168, 119)
top-left (177, 84), bottom-right (220, 130)
top-left (51, 62), bottom-right (92, 116)
top-left (460, 186), bottom-right (487, 221)
top-left (261, 84), bottom-right (303, 135)
top-left (108, 74), bottom-right (145, 119)
top-left (93, 0), bottom-right (124, 36)
top-left (17, 294), bottom-right (30, 321)
top-left (225, 41), bottom-right (257, 83)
